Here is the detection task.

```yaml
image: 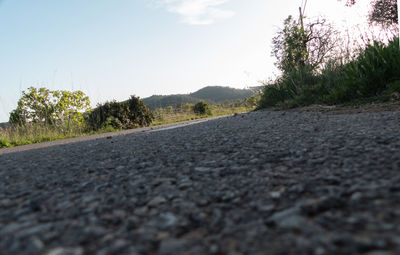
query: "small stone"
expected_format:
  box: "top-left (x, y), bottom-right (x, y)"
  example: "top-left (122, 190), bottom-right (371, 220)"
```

top-left (15, 223), bottom-right (53, 239)
top-left (314, 247), bottom-right (326, 255)
top-left (152, 178), bottom-right (175, 187)
top-left (210, 244), bottom-right (219, 254)
top-left (351, 192), bottom-right (363, 201)
top-left (26, 237), bottom-right (44, 251)
top-left (196, 198), bottom-right (209, 207)
top-left (134, 206), bottom-right (148, 216)
top-left (275, 166), bottom-right (288, 171)
top-left (268, 207), bottom-right (300, 222)
top-left (96, 239), bottom-right (129, 255)
top-left (116, 165), bottom-right (124, 171)
top-left (270, 191), bottom-right (283, 199)
top-left (178, 182), bottom-right (192, 190)
top-left (156, 231), bottom-right (170, 240)
top-left (257, 204), bottom-right (275, 212)
top-left (46, 247), bottom-right (83, 255)
top-left (266, 207), bottom-right (307, 229)
top-left (147, 213), bottom-right (178, 230)
top-left (147, 196), bottom-right (167, 207)
top-left (300, 196), bottom-right (344, 216)
top-left (194, 167), bottom-right (213, 172)
top-left (280, 215), bottom-right (308, 229)
top-left (365, 251), bottom-right (395, 255)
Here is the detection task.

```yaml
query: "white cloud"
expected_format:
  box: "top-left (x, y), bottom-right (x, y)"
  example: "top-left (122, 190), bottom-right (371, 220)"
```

top-left (157, 0), bottom-right (235, 25)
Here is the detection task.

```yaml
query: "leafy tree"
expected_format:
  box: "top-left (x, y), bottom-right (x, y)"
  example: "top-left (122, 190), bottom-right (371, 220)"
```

top-left (369, 0), bottom-right (398, 27)
top-left (9, 87), bottom-right (91, 126)
top-left (343, 0), bottom-right (398, 27)
top-left (272, 16), bottom-right (308, 72)
top-left (272, 15), bottom-right (339, 73)
top-left (193, 101), bottom-right (211, 115)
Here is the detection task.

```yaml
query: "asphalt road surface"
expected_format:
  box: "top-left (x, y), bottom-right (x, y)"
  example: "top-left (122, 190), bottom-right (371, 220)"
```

top-left (1, 110), bottom-right (400, 255)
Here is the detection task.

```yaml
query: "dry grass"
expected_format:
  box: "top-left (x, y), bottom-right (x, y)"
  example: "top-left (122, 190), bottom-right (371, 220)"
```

top-left (0, 124), bottom-right (89, 148)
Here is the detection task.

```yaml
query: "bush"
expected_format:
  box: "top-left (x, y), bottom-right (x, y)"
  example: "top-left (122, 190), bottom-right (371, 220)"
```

top-left (258, 83), bottom-right (288, 108)
top-left (258, 65), bottom-right (318, 108)
top-left (193, 101), bottom-right (212, 115)
top-left (86, 95), bottom-right (154, 131)
top-left (385, 80), bottom-right (400, 93)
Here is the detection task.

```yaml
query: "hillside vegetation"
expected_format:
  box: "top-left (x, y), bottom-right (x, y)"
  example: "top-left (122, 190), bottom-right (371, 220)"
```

top-left (142, 86), bottom-right (259, 110)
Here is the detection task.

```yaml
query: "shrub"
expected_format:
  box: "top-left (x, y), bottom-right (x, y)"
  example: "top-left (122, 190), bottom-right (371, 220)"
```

top-left (258, 83), bottom-right (288, 108)
top-left (385, 80), bottom-right (400, 93)
top-left (86, 95), bottom-right (154, 131)
top-left (193, 101), bottom-right (211, 115)
top-left (258, 65), bottom-right (318, 108)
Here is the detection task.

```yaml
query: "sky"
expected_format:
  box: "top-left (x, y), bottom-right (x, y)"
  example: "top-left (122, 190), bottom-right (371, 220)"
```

top-left (0, 0), bottom-right (372, 122)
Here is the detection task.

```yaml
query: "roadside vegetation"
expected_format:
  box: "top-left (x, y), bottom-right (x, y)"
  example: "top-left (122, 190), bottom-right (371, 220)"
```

top-left (0, 87), bottom-right (154, 148)
top-left (0, 88), bottom-right (259, 148)
top-left (151, 97), bottom-right (258, 126)
top-left (258, 0), bottom-right (399, 109)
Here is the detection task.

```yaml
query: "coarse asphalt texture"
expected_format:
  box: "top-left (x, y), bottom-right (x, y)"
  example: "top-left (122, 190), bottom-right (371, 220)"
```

top-left (1, 109), bottom-right (400, 255)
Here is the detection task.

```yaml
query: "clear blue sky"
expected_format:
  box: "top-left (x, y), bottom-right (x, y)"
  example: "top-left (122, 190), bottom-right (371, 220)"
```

top-left (0, 0), bottom-right (370, 122)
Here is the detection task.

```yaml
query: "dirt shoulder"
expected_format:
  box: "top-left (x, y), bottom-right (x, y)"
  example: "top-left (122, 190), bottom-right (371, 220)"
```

top-left (289, 101), bottom-right (400, 114)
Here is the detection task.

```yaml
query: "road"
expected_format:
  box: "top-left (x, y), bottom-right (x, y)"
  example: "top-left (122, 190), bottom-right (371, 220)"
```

top-left (1, 110), bottom-right (400, 255)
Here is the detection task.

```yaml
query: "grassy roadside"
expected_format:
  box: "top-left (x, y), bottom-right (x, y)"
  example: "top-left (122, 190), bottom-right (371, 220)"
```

top-left (0, 125), bottom-right (118, 149)
top-left (151, 106), bottom-right (250, 126)
top-left (0, 106), bottom-right (253, 149)
top-left (259, 38), bottom-right (400, 110)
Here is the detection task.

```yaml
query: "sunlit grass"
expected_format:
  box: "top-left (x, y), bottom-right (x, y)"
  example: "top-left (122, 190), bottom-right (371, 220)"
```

top-left (151, 106), bottom-right (252, 126)
top-left (0, 124), bottom-right (87, 148)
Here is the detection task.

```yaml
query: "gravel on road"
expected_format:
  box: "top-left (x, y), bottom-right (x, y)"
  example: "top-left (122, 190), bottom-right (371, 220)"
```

top-left (0, 110), bottom-right (400, 255)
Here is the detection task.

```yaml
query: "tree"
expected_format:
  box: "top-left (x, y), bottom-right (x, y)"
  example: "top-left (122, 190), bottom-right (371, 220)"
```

top-left (9, 87), bottom-right (91, 126)
top-left (272, 16), bottom-right (308, 72)
top-left (272, 15), bottom-right (339, 73)
top-left (342, 0), bottom-right (398, 27)
top-left (369, 0), bottom-right (398, 27)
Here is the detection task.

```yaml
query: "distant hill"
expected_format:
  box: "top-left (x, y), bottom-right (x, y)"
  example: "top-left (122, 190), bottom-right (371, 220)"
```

top-left (189, 86), bottom-right (254, 103)
top-left (142, 86), bottom-right (259, 110)
top-left (141, 94), bottom-right (199, 110)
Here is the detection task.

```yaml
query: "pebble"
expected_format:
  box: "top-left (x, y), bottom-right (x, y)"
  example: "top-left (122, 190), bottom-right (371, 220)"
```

top-left (147, 196), bottom-right (167, 207)
top-left (46, 247), bottom-right (83, 255)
